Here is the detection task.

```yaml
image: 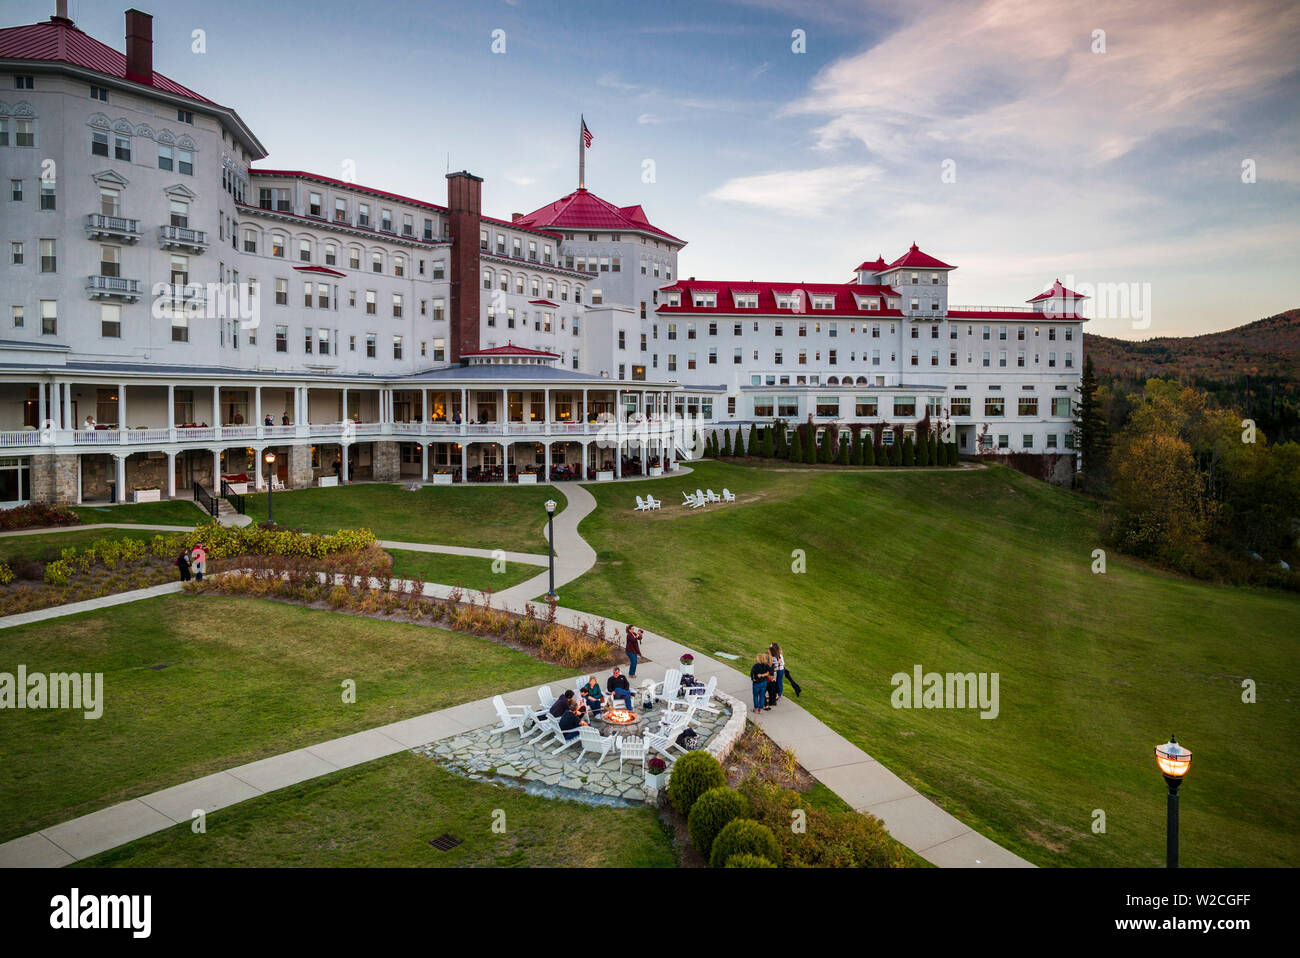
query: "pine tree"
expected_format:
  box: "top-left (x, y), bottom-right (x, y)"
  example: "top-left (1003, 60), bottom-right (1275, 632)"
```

top-left (722, 429), bottom-right (732, 457)
top-left (851, 433), bottom-right (864, 466)
top-left (775, 423), bottom-right (787, 459)
top-left (761, 426), bottom-right (774, 459)
top-left (917, 433), bottom-right (930, 467)
top-left (863, 436), bottom-right (875, 466)
top-left (1077, 355), bottom-right (1111, 490)
top-left (902, 435), bottom-right (915, 466)
top-left (818, 427), bottom-right (834, 463)
top-left (948, 441), bottom-right (958, 465)
top-left (890, 436), bottom-right (903, 466)
top-left (747, 425), bottom-right (759, 457)
top-left (789, 429), bottom-right (803, 464)
top-left (930, 434), bottom-right (939, 466)
top-left (837, 435), bottom-right (852, 465)
top-left (804, 426), bottom-right (818, 464)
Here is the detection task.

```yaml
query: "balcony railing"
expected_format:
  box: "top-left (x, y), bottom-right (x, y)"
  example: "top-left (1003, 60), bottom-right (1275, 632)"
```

top-left (86, 213), bottom-right (141, 242)
top-left (159, 225), bottom-right (209, 252)
top-left (85, 275), bottom-right (143, 302)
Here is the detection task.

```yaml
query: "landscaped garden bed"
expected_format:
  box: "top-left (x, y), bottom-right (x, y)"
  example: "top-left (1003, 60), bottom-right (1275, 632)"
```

top-left (0, 501), bottom-right (82, 531)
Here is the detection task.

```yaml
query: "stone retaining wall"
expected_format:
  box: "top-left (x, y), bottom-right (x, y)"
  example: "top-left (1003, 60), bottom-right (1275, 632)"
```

top-left (645, 688), bottom-right (747, 805)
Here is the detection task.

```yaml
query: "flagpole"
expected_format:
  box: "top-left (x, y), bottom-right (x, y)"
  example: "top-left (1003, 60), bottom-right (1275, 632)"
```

top-left (579, 114), bottom-right (585, 190)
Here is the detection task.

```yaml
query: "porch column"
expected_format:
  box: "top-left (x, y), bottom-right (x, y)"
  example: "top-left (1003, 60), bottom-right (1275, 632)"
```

top-left (114, 453), bottom-right (126, 503)
top-left (615, 438), bottom-right (622, 478)
top-left (254, 386), bottom-right (262, 431)
top-left (544, 441), bottom-right (551, 481)
top-left (460, 388), bottom-right (467, 428)
top-left (422, 388), bottom-right (428, 425)
top-left (582, 441), bottom-right (591, 479)
top-left (38, 380), bottom-right (46, 428)
top-left (166, 451), bottom-right (176, 498)
top-left (543, 388), bottom-right (550, 425)
top-left (253, 446), bottom-right (265, 490)
top-left (500, 441), bottom-right (509, 481)
top-left (212, 384), bottom-right (220, 427)
top-left (460, 442), bottom-right (468, 481)
top-left (421, 442), bottom-right (429, 482)
top-left (118, 383), bottom-right (127, 430)
top-left (167, 383), bottom-right (175, 427)
top-left (211, 448), bottom-right (221, 488)
top-left (501, 388), bottom-right (508, 427)
top-left (341, 444), bottom-right (350, 483)
top-left (581, 388), bottom-right (588, 425)
top-left (62, 382), bottom-right (71, 429)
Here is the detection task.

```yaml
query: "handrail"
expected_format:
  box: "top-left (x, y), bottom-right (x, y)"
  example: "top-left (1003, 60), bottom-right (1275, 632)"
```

top-left (220, 479), bottom-right (246, 516)
top-left (193, 482), bottom-right (218, 517)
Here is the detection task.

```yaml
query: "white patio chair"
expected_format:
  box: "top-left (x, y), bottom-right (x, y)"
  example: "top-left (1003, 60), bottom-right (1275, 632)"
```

top-left (616, 735), bottom-right (647, 773)
top-left (682, 490), bottom-right (698, 506)
top-left (643, 728), bottom-right (686, 760)
top-left (679, 675), bottom-right (721, 715)
top-left (635, 495), bottom-right (650, 511)
top-left (646, 495), bottom-right (661, 510)
top-left (654, 669), bottom-right (682, 701)
top-left (695, 489), bottom-right (707, 504)
top-left (656, 708), bottom-right (693, 738)
top-left (488, 694), bottom-right (532, 739)
top-left (705, 489), bottom-right (720, 502)
top-left (271, 476), bottom-right (286, 491)
top-left (722, 488), bottom-right (735, 502)
top-left (550, 720), bottom-right (585, 755)
top-left (524, 712), bottom-right (560, 745)
top-left (573, 726), bottom-right (616, 767)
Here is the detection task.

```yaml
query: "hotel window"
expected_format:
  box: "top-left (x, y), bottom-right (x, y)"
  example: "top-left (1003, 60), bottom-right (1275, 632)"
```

top-left (872, 349), bottom-right (880, 366)
top-left (362, 333), bottom-right (376, 358)
top-left (479, 229), bottom-right (489, 251)
top-left (982, 326), bottom-right (991, 340)
top-left (812, 295), bottom-right (834, 310)
top-left (307, 192), bottom-right (322, 217)
top-left (365, 290), bottom-right (376, 314)
top-left (774, 349), bottom-right (784, 365)
top-left (496, 233), bottom-right (506, 254)
top-left (855, 396), bottom-right (878, 416)
top-left (358, 204), bottom-right (370, 227)
top-left (334, 198), bottom-right (347, 223)
top-left (175, 149), bottom-right (193, 175)
top-left (40, 300), bottom-right (57, 335)
top-left (432, 297), bottom-right (445, 321)
top-left (403, 213), bottom-right (414, 237)
top-left (982, 351), bottom-right (991, 367)
top-left (1048, 351), bottom-right (1057, 368)
top-left (950, 351), bottom-right (957, 366)
top-left (91, 130), bottom-right (109, 156)
top-left (39, 239), bottom-right (56, 273)
top-left (1052, 397), bottom-right (1072, 417)
top-left (318, 328), bottom-right (331, 355)
top-left (393, 335), bottom-right (403, 359)
top-left (381, 209), bottom-right (393, 232)
top-left (688, 352), bottom-right (697, 370)
top-left (303, 282), bottom-right (313, 307)
top-left (303, 327), bottom-right (314, 353)
top-left (667, 354), bottom-right (677, 371)
top-left (1046, 434), bottom-right (1058, 448)
top-left (10, 242), bottom-right (21, 265)
top-left (1065, 351), bottom-right (1074, 368)
top-left (275, 324), bottom-right (288, 352)
top-left (998, 435), bottom-right (1010, 449)
top-left (271, 235), bottom-right (285, 258)
top-left (274, 278), bottom-right (287, 305)
top-left (99, 304), bottom-right (121, 338)
top-left (530, 277), bottom-right (540, 297)
top-left (778, 396), bottom-right (799, 417)
top-left (393, 294), bottom-right (403, 317)
top-left (425, 218), bottom-right (434, 241)
top-left (1065, 328), bottom-right (1074, 341)
top-left (709, 347), bottom-right (718, 364)
top-left (244, 229), bottom-right (258, 254)
top-left (513, 237), bottom-right (523, 258)
top-left (9, 178), bottom-right (21, 201)
top-left (1017, 350), bottom-right (1026, 368)
top-left (687, 323), bottom-right (697, 340)
top-left (99, 245), bottom-right (120, 277)
top-left (394, 256), bottom-right (405, 277)
top-left (693, 292), bottom-right (717, 308)
top-left (1049, 327), bottom-right (1057, 340)
top-left (754, 396), bottom-right (775, 417)
top-left (112, 134), bottom-right (131, 161)
top-left (370, 252), bottom-right (383, 273)
top-left (951, 397), bottom-right (971, 416)
top-left (1018, 397), bottom-right (1038, 416)
top-left (1017, 327), bottom-right (1026, 341)
top-left (816, 397), bottom-right (839, 417)
top-left (910, 350), bottom-right (918, 366)
top-left (39, 181), bottom-right (55, 210)
top-left (999, 350), bottom-right (1007, 367)
top-left (317, 283), bottom-right (330, 309)
top-left (10, 305), bottom-right (22, 328)
top-left (984, 397), bottom-right (1005, 417)
top-left (871, 325), bottom-right (880, 338)
top-left (893, 396), bottom-right (916, 417)
top-left (433, 338), bottom-right (446, 362)
top-left (999, 326), bottom-right (1007, 340)
top-left (323, 243), bottom-right (337, 266)
top-left (930, 350), bottom-right (939, 366)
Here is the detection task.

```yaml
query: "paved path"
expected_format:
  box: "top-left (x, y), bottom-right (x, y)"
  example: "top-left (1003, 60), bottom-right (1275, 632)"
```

top-left (0, 465), bottom-right (1032, 868)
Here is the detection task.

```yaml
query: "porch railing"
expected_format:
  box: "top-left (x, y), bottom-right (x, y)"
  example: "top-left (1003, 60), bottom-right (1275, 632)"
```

top-left (194, 482), bottom-right (218, 518)
top-left (220, 479), bottom-right (246, 516)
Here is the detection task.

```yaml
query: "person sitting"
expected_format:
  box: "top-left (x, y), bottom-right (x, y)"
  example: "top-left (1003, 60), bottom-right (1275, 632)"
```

top-left (606, 668), bottom-right (634, 709)
top-left (580, 676), bottom-right (603, 715)
top-left (558, 700), bottom-right (586, 741)
top-left (549, 688), bottom-right (575, 719)
top-left (264, 414), bottom-right (273, 427)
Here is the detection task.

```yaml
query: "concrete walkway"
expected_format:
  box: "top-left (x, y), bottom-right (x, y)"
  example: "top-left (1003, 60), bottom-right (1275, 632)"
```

top-left (0, 466), bottom-right (1032, 868)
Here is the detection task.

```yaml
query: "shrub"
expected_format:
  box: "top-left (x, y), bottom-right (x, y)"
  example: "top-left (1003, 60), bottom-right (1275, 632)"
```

top-left (722, 430), bottom-right (732, 457)
top-left (863, 437), bottom-right (876, 466)
top-left (724, 853), bottom-right (777, 868)
top-left (788, 430), bottom-right (803, 463)
top-left (43, 559), bottom-right (73, 586)
top-left (902, 435), bottom-right (915, 466)
top-left (819, 426), bottom-right (835, 464)
top-left (738, 779), bottom-right (907, 867)
top-left (917, 433), bottom-right (931, 466)
top-left (667, 751), bottom-right (727, 817)
top-left (687, 786), bottom-right (750, 860)
top-left (761, 426), bottom-right (774, 459)
top-left (0, 561), bottom-right (13, 585)
top-left (837, 436), bottom-right (852, 465)
top-left (0, 502), bottom-right (81, 531)
top-left (709, 818), bottom-right (781, 868)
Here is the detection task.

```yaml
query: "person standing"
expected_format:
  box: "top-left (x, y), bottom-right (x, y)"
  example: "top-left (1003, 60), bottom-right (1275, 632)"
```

top-left (750, 653), bottom-right (773, 713)
top-left (175, 548), bottom-right (192, 582)
top-left (191, 542), bottom-right (207, 582)
top-left (772, 643), bottom-right (801, 698)
top-left (625, 624), bottom-right (642, 678)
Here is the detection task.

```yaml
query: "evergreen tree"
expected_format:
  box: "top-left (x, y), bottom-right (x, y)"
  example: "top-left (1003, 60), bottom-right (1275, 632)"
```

top-left (948, 441), bottom-right (959, 465)
top-left (747, 425), bottom-right (759, 457)
top-left (851, 433), bottom-right (864, 466)
top-left (774, 422), bottom-right (787, 459)
top-left (818, 427), bottom-right (834, 463)
top-left (902, 435), bottom-right (915, 466)
top-left (804, 426), bottom-right (818, 464)
top-left (789, 429), bottom-right (803, 463)
top-left (837, 434), bottom-right (852, 465)
top-left (1077, 355), bottom-right (1112, 489)
top-left (761, 426), bottom-right (774, 459)
top-left (890, 436), bottom-right (903, 466)
top-left (917, 433), bottom-right (930, 467)
top-left (722, 429), bottom-right (732, 457)
top-left (863, 436), bottom-right (876, 466)
top-left (930, 434), bottom-right (939, 466)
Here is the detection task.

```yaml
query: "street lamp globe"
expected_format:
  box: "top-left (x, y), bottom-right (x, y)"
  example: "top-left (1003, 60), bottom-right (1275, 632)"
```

top-left (545, 499), bottom-right (557, 516)
top-left (264, 452), bottom-right (275, 465)
top-left (1155, 734), bottom-right (1192, 782)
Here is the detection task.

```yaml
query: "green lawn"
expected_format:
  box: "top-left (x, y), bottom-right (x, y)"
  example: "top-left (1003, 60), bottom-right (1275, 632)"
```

top-left (244, 483), bottom-right (559, 552)
top-left (386, 549), bottom-right (540, 593)
top-left (562, 461), bottom-right (1300, 867)
top-left (0, 594), bottom-right (567, 843)
top-left (71, 499), bottom-right (207, 525)
top-left (78, 753), bottom-right (676, 868)
top-left (0, 527), bottom-right (159, 564)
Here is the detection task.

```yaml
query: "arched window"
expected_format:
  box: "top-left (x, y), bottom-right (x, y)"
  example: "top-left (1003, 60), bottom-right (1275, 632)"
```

top-left (394, 254), bottom-right (406, 277)
top-left (371, 251), bottom-right (383, 273)
top-left (514, 274), bottom-right (525, 295)
top-left (298, 238), bottom-right (312, 262)
top-left (482, 268), bottom-right (494, 290)
top-left (499, 271), bottom-right (510, 292)
top-left (349, 246), bottom-right (362, 269)
top-left (324, 242), bottom-right (337, 266)
top-left (271, 233), bottom-right (286, 258)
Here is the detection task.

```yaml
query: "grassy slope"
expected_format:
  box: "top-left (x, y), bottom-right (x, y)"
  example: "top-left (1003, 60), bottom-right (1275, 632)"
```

top-left (71, 500), bottom-right (207, 525)
top-left (0, 594), bottom-right (566, 842)
top-left (242, 483), bottom-right (558, 552)
top-left (386, 549), bottom-right (540, 593)
top-left (562, 461), bottom-right (1300, 867)
top-left (78, 753), bottom-right (675, 868)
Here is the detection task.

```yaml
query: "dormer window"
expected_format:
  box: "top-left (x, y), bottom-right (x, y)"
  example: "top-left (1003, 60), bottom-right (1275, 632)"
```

top-left (664, 293), bottom-right (681, 307)
top-left (811, 295), bottom-right (835, 310)
top-left (774, 293), bottom-right (801, 310)
top-left (693, 292), bottom-right (716, 308)
top-left (732, 292), bottom-right (758, 309)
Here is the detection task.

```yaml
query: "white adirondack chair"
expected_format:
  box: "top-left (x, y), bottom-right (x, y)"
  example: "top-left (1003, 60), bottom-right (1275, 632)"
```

top-left (656, 707), bottom-right (693, 737)
top-left (682, 490), bottom-right (699, 507)
top-left (680, 675), bottom-right (721, 715)
top-left (489, 695), bottom-right (532, 739)
top-left (705, 489), bottom-right (720, 502)
top-left (550, 719), bottom-right (584, 755)
top-left (525, 712), bottom-right (561, 746)
top-left (722, 488), bottom-right (735, 502)
top-left (645, 495), bottom-right (661, 510)
top-left (654, 668), bottom-right (682, 702)
top-left (644, 728), bottom-right (686, 760)
top-left (271, 476), bottom-right (286, 491)
top-left (635, 495), bottom-right (651, 511)
top-left (695, 489), bottom-right (707, 504)
top-left (616, 735), bottom-right (647, 772)
top-left (573, 726), bottom-right (616, 767)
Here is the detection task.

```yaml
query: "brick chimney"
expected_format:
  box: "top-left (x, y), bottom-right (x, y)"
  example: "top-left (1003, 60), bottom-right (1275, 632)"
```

top-left (446, 171), bottom-right (483, 362)
top-left (124, 9), bottom-right (153, 85)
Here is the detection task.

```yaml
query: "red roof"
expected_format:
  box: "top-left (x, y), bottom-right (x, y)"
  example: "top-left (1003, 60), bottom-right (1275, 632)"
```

top-left (947, 310), bottom-right (1087, 321)
top-left (885, 243), bottom-right (956, 271)
top-left (656, 280), bottom-right (905, 318)
top-left (513, 188), bottom-right (683, 242)
top-left (854, 256), bottom-right (888, 272)
top-left (527, 299), bottom-right (559, 307)
top-left (1026, 279), bottom-right (1088, 302)
top-left (294, 265), bottom-right (346, 277)
top-left (461, 343), bottom-right (560, 358)
top-left (0, 17), bottom-right (213, 103)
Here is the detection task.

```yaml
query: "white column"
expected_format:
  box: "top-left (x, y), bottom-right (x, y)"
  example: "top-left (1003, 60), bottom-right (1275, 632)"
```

top-left (212, 449), bottom-right (221, 488)
top-left (543, 388), bottom-right (550, 425)
top-left (114, 453), bottom-right (126, 503)
top-left (50, 380), bottom-right (61, 430)
top-left (253, 447), bottom-right (265, 490)
top-left (460, 442), bottom-right (468, 481)
top-left (615, 438), bottom-right (622, 478)
top-left (212, 385), bottom-right (220, 427)
top-left (422, 388), bottom-right (428, 424)
top-left (254, 386), bottom-right (262, 430)
top-left (501, 441), bottom-right (509, 481)
top-left (167, 383), bottom-right (175, 427)
top-left (421, 442), bottom-right (429, 481)
top-left (341, 445), bottom-right (349, 483)
top-left (166, 451), bottom-right (176, 499)
top-left (118, 383), bottom-right (127, 429)
top-left (544, 441), bottom-right (551, 481)
top-left (38, 380), bottom-right (46, 427)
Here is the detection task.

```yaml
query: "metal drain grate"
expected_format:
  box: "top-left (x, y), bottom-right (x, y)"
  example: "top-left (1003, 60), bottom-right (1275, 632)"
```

top-left (429, 834), bottom-right (462, 851)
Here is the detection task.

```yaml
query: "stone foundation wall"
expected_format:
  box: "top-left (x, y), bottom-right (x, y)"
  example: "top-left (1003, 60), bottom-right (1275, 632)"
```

top-left (29, 454), bottom-right (78, 505)
top-left (372, 441), bottom-right (400, 482)
top-left (288, 444), bottom-right (313, 489)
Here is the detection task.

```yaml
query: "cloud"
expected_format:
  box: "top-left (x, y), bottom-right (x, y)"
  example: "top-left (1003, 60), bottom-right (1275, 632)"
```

top-left (708, 164), bottom-right (883, 215)
top-left (637, 113), bottom-right (665, 125)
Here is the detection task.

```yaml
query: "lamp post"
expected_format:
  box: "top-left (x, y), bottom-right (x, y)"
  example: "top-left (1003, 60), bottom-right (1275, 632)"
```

top-left (1154, 734), bottom-right (1192, 868)
top-left (264, 452), bottom-right (276, 524)
top-left (544, 498), bottom-right (557, 601)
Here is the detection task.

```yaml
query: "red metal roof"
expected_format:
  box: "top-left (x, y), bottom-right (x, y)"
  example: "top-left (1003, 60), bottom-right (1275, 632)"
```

top-left (656, 279), bottom-right (905, 318)
top-left (885, 243), bottom-right (956, 271)
top-left (461, 343), bottom-right (560, 358)
top-left (854, 256), bottom-right (888, 272)
top-left (1026, 279), bottom-right (1089, 302)
top-left (527, 299), bottom-right (559, 307)
top-left (0, 16), bottom-right (213, 103)
top-left (513, 188), bottom-right (683, 242)
top-left (293, 265), bottom-right (346, 277)
top-left (947, 310), bottom-right (1087, 321)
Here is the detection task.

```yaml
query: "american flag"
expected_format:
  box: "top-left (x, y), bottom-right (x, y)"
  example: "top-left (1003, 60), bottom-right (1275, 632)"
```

top-left (582, 119), bottom-right (593, 148)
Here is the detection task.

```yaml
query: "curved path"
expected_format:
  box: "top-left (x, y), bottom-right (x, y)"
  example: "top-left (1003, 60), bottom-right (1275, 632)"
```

top-left (0, 471), bottom-right (1032, 868)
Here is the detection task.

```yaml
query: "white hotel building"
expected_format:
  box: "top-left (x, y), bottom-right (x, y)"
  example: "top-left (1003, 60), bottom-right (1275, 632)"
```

top-left (0, 7), bottom-right (1083, 507)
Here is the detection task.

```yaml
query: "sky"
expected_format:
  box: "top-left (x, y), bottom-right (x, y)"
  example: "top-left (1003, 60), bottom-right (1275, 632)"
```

top-left (16, 0), bottom-right (1300, 339)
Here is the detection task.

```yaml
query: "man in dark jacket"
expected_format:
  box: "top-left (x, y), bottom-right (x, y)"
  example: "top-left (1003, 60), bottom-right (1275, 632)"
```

top-left (625, 625), bottom-right (642, 677)
top-left (548, 689), bottom-right (574, 719)
top-left (607, 668), bottom-right (634, 709)
top-left (558, 700), bottom-right (586, 741)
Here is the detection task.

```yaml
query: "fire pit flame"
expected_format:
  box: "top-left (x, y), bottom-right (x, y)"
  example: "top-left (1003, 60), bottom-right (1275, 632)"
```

top-left (604, 709), bottom-right (637, 725)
